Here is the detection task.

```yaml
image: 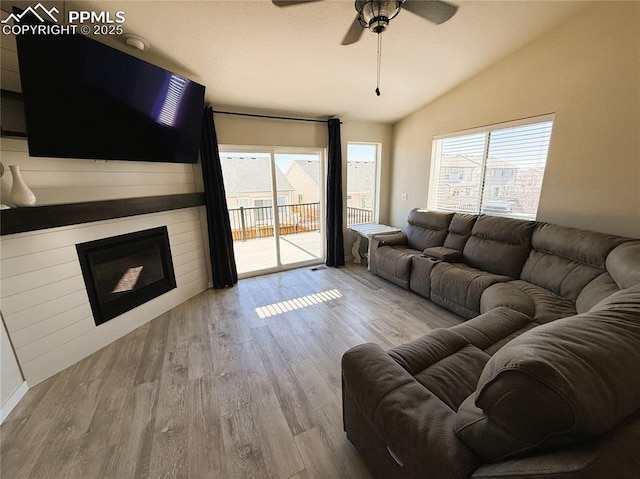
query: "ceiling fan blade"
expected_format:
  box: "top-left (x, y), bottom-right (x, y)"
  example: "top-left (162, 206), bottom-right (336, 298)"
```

top-left (401, 0), bottom-right (458, 25)
top-left (341, 15), bottom-right (365, 45)
top-left (272, 0), bottom-right (323, 6)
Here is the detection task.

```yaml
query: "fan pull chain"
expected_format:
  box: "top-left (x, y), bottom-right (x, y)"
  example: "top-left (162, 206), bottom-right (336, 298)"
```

top-left (375, 32), bottom-right (382, 96)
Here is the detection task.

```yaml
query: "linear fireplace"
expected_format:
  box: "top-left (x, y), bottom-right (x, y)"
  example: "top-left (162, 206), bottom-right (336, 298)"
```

top-left (76, 226), bottom-right (177, 326)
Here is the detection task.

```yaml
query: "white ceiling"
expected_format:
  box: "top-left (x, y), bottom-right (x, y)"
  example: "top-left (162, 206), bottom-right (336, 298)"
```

top-left (3, 1), bottom-right (590, 123)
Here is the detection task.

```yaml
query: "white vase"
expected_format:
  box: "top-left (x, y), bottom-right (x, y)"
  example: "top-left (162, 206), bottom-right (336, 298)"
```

top-left (9, 165), bottom-right (37, 207)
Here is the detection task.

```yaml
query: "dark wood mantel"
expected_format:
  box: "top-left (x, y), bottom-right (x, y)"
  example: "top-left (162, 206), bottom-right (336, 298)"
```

top-left (0, 193), bottom-right (205, 236)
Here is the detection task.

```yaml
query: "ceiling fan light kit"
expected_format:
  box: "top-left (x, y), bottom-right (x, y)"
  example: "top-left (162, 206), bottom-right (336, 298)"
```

top-left (356, 0), bottom-right (401, 34)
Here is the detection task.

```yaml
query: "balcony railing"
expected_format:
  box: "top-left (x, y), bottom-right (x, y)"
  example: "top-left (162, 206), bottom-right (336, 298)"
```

top-left (228, 203), bottom-right (374, 241)
top-left (346, 206), bottom-right (374, 226)
top-left (229, 203), bottom-right (319, 241)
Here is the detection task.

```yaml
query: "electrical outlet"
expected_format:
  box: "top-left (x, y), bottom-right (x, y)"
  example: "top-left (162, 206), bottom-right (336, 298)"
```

top-left (401, 193), bottom-right (408, 201)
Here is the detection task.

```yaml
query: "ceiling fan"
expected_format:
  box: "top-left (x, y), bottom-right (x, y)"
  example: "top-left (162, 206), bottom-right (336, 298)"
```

top-left (272, 0), bottom-right (458, 45)
top-left (272, 1), bottom-right (458, 96)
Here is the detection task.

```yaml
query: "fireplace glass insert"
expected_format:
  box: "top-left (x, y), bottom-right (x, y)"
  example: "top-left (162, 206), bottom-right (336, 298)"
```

top-left (76, 226), bottom-right (177, 326)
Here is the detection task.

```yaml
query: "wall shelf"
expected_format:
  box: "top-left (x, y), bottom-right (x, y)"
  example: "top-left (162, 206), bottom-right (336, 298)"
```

top-left (0, 193), bottom-right (205, 236)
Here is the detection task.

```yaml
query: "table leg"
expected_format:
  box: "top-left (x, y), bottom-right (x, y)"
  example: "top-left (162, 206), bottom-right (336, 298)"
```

top-left (366, 238), bottom-right (374, 271)
top-left (352, 235), bottom-right (362, 263)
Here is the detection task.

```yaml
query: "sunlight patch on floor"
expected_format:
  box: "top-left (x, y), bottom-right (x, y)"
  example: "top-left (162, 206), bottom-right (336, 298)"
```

top-left (255, 289), bottom-right (342, 318)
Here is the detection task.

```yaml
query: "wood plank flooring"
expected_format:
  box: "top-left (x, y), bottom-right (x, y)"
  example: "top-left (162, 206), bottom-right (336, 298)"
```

top-left (0, 263), bottom-right (462, 479)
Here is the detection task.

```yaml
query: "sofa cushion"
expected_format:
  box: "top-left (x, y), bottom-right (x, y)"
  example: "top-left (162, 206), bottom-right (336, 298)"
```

top-left (449, 306), bottom-right (533, 352)
top-left (431, 263), bottom-right (512, 319)
top-left (390, 328), bottom-right (473, 375)
top-left (444, 213), bottom-right (477, 252)
top-left (520, 223), bottom-right (627, 301)
top-left (573, 241), bottom-right (640, 314)
top-left (576, 273), bottom-right (620, 314)
top-left (463, 215), bottom-right (536, 278)
top-left (412, 344), bottom-right (490, 411)
top-left (405, 209), bottom-right (454, 251)
top-left (373, 246), bottom-right (418, 289)
top-left (389, 328), bottom-right (490, 411)
top-left (509, 280), bottom-right (576, 324)
top-left (481, 278), bottom-right (577, 324)
top-left (480, 283), bottom-right (535, 317)
top-left (454, 286), bottom-right (640, 463)
top-left (606, 241), bottom-right (640, 289)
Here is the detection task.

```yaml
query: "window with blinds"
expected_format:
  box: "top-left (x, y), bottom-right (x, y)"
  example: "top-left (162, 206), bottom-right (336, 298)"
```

top-left (428, 115), bottom-right (554, 220)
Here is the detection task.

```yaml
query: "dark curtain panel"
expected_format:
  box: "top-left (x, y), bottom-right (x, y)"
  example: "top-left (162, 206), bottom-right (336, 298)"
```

top-left (326, 118), bottom-right (345, 267)
top-left (200, 106), bottom-right (238, 288)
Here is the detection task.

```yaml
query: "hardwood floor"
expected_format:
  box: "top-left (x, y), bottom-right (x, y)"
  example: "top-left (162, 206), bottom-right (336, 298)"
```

top-left (0, 263), bottom-right (462, 479)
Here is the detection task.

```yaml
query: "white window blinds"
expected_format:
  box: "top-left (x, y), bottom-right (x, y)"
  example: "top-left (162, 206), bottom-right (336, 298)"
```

top-left (428, 116), bottom-right (554, 220)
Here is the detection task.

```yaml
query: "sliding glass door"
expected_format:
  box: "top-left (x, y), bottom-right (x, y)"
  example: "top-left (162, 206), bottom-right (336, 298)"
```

top-left (220, 147), bottom-right (325, 278)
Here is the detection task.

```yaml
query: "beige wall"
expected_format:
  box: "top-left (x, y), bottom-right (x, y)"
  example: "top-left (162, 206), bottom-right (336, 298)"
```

top-left (390, 2), bottom-right (640, 238)
top-left (213, 113), bottom-right (328, 149)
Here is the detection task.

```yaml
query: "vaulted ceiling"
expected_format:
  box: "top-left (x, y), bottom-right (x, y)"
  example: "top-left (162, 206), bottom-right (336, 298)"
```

top-left (3, 1), bottom-right (590, 123)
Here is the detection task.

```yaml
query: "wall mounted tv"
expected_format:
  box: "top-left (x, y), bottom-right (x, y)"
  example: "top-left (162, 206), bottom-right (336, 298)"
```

top-left (14, 13), bottom-right (205, 164)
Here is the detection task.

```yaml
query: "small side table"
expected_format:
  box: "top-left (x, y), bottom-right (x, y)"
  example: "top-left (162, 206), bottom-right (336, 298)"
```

top-left (348, 223), bottom-right (401, 268)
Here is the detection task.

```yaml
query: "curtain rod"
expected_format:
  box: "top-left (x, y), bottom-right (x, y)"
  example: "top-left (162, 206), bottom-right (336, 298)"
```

top-left (211, 109), bottom-right (340, 124)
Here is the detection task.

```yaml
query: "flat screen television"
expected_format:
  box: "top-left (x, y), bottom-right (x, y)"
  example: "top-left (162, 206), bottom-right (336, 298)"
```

top-left (14, 12), bottom-right (205, 164)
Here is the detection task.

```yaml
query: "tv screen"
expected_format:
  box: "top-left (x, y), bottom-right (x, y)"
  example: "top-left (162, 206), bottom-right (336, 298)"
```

top-left (14, 13), bottom-right (205, 164)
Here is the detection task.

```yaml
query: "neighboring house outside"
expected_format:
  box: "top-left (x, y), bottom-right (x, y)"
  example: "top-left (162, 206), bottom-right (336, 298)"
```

top-left (221, 157), bottom-right (296, 238)
top-left (221, 156), bottom-right (295, 210)
top-left (284, 160), bottom-right (320, 205)
top-left (283, 159), bottom-right (322, 232)
top-left (285, 159), bottom-right (377, 210)
top-left (436, 155), bottom-right (542, 216)
top-left (346, 161), bottom-right (376, 212)
top-left (285, 160), bottom-right (376, 225)
top-left (436, 155), bottom-right (482, 212)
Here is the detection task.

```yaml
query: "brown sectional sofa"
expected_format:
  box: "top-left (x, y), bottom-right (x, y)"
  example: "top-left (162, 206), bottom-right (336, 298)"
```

top-left (342, 209), bottom-right (640, 478)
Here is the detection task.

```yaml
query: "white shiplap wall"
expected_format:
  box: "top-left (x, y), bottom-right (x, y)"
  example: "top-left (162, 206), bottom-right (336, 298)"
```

top-left (1, 207), bottom-right (209, 386)
top-left (0, 138), bottom-right (198, 205)
top-left (0, 137), bottom-right (210, 387)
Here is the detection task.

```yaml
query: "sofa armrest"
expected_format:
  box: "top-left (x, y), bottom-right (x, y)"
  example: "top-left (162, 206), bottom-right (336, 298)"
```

top-left (342, 343), bottom-right (480, 478)
top-left (387, 328), bottom-right (470, 375)
top-left (372, 231), bottom-right (407, 246)
top-left (423, 246), bottom-right (463, 262)
top-left (369, 232), bottom-right (408, 275)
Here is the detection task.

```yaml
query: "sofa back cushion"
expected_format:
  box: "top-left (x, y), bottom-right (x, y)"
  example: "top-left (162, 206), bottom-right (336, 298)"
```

top-left (405, 209), bottom-right (454, 251)
top-left (575, 272), bottom-right (620, 314)
top-left (444, 213), bottom-right (477, 251)
top-left (454, 285), bottom-right (640, 462)
top-left (520, 223), bottom-right (628, 301)
top-left (575, 241), bottom-right (640, 314)
top-left (606, 241), bottom-right (640, 289)
top-left (462, 215), bottom-right (535, 278)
